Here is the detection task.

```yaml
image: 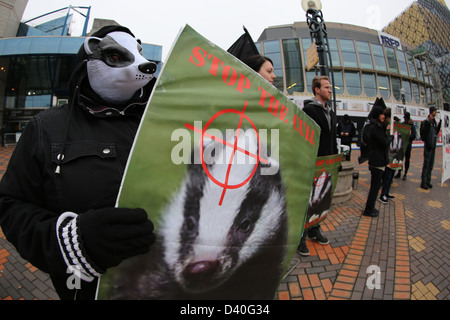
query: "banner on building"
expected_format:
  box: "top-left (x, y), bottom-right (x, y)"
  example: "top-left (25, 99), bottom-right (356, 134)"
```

top-left (304, 153), bottom-right (343, 230)
top-left (441, 111), bottom-right (450, 186)
top-left (96, 25), bottom-right (320, 300)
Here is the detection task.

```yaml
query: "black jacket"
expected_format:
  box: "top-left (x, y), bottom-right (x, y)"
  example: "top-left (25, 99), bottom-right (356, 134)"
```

top-left (421, 117), bottom-right (441, 150)
top-left (337, 119), bottom-right (356, 146)
top-left (0, 26), bottom-right (155, 299)
top-left (303, 98), bottom-right (337, 157)
top-left (367, 120), bottom-right (391, 168)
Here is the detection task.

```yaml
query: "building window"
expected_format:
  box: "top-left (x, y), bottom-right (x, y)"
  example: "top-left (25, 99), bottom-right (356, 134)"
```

top-left (282, 39), bottom-right (304, 94)
top-left (402, 79), bottom-right (412, 103)
top-left (406, 53), bottom-right (417, 78)
top-left (339, 39), bottom-right (358, 68)
top-left (263, 40), bottom-right (283, 91)
top-left (327, 39), bottom-right (341, 67)
top-left (398, 51), bottom-right (409, 77)
top-left (302, 38), bottom-right (313, 67)
top-left (372, 44), bottom-right (387, 72)
top-left (412, 82), bottom-right (421, 104)
top-left (392, 76), bottom-right (402, 100)
top-left (5, 55), bottom-right (73, 109)
top-left (362, 73), bottom-right (377, 97)
top-left (356, 41), bottom-right (374, 69)
top-left (305, 70), bottom-right (315, 92)
top-left (331, 71), bottom-right (344, 95)
top-left (378, 75), bottom-right (391, 99)
top-left (345, 71), bottom-right (361, 95)
top-left (385, 47), bottom-right (399, 74)
top-left (415, 58), bottom-right (424, 81)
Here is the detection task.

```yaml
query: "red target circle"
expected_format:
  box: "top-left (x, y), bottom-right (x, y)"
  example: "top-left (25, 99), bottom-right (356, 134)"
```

top-left (200, 107), bottom-right (261, 191)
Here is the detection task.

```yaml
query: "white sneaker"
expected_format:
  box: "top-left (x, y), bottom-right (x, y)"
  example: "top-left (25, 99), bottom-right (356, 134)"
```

top-left (379, 196), bottom-right (388, 204)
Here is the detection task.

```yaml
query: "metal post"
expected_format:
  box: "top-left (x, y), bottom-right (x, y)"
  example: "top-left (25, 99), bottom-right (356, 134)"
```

top-left (305, 8), bottom-right (337, 120)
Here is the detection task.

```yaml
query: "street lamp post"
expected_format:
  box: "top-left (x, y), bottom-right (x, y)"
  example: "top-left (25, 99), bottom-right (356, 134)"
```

top-left (302, 0), bottom-right (336, 114)
top-left (305, 8), bottom-right (328, 76)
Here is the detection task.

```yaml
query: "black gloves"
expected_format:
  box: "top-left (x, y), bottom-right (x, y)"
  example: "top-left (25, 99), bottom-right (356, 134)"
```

top-left (56, 208), bottom-right (155, 282)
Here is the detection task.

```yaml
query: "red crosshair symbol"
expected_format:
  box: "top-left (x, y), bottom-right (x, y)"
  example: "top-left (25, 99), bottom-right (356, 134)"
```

top-left (185, 102), bottom-right (269, 206)
top-left (313, 168), bottom-right (329, 187)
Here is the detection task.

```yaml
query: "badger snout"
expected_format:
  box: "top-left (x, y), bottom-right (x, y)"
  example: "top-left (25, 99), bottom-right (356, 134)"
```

top-left (182, 260), bottom-right (220, 290)
top-left (138, 61), bottom-right (157, 74)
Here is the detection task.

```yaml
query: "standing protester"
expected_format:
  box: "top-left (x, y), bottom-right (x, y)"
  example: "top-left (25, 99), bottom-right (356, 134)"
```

top-left (395, 112), bottom-right (417, 180)
top-left (243, 55), bottom-right (276, 85)
top-left (337, 114), bottom-right (356, 161)
top-left (379, 108), bottom-right (395, 204)
top-left (297, 76), bottom-right (337, 256)
top-left (362, 106), bottom-right (392, 217)
top-left (0, 26), bottom-right (157, 300)
top-left (420, 106), bottom-right (442, 189)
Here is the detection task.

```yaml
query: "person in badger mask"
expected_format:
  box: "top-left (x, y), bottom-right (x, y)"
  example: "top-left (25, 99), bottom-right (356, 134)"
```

top-left (0, 26), bottom-right (158, 300)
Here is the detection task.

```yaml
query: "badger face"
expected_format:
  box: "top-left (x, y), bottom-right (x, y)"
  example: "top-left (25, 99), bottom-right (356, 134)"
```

top-left (306, 170), bottom-right (332, 226)
top-left (161, 129), bottom-right (287, 293)
top-left (84, 31), bottom-right (157, 104)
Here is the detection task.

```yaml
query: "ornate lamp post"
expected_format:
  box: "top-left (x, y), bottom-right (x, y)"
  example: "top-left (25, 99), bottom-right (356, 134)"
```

top-left (302, 0), bottom-right (336, 115)
top-left (302, 0), bottom-right (328, 76)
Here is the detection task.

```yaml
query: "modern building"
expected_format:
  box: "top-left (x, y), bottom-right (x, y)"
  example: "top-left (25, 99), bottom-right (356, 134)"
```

top-left (383, 0), bottom-right (449, 108)
top-left (255, 0), bottom-right (449, 135)
top-left (0, 1), bottom-right (162, 144)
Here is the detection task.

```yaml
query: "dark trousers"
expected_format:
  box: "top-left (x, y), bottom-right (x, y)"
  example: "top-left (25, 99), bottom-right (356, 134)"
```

top-left (381, 167), bottom-right (394, 197)
top-left (403, 146), bottom-right (412, 174)
top-left (364, 166), bottom-right (384, 214)
top-left (299, 225), bottom-right (322, 245)
top-left (397, 145), bottom-right (412, 176)
top-left (421, 147), bottom-right (436, 185)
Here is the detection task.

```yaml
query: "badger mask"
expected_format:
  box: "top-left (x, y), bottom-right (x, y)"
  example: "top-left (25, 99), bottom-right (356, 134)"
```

top-left (84, 31), bottom-right (156, 104)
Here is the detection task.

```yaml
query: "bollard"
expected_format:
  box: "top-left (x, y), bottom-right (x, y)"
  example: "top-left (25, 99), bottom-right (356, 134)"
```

top-left (352, 171), bottom-right (359, 190)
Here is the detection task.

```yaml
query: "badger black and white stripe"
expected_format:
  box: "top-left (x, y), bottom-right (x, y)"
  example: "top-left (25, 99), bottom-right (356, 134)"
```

top-left (108, 129), bottom-right (288, 300)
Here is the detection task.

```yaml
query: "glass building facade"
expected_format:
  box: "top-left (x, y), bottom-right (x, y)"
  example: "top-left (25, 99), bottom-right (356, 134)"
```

top-left (256, 21), bottom-right (443, 115)
top-left (0, 15), bottom-right (162, 137)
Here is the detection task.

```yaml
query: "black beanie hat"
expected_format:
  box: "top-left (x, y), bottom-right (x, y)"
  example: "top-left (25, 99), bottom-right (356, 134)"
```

top-left (370, 106), bottom-right (384, 120)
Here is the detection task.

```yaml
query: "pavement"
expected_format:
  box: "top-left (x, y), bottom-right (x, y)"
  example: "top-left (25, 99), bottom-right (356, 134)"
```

top-left (0, 146), bottom-right (448, 300)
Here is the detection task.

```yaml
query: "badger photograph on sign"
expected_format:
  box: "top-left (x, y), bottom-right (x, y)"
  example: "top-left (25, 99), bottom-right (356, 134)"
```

top-left (96, 25), bottom-right (320, 300)
top-left (304, 154), bottom-right (342, 231)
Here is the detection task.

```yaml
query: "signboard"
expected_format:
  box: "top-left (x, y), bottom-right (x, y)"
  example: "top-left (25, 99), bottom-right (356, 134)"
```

top-left (378, 31), bottom-right (403, 50)
top-left (96, 25), bottom-right (320, 300)
top-left (306, 42), bottom-right (319, 71)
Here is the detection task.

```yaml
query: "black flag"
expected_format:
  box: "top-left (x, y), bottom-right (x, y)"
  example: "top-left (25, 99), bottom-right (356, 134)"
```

top-left (227, 26), bottom-right (259, 61)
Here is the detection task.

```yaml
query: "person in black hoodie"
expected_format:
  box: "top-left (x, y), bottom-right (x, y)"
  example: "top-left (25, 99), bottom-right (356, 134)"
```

top-left (362, 105), bottom-right (392, 217)
top-left (0, 26), bottom-right (157, 300)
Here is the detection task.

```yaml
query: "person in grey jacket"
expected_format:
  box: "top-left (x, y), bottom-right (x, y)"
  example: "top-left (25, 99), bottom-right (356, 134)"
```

top-left (420, 106), bottom-right (441, 189)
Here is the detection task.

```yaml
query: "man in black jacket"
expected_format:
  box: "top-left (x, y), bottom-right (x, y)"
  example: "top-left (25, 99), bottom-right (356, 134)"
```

top-left (420, 106), bottom-right (442, 189)
top-left (0, 26), bottom-right (157, 300)
top-left (297, 76), bottom-right (337, 256)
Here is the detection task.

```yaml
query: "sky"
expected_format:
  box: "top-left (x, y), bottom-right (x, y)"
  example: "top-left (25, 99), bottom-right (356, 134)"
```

top-left (21, 0), bottom-right (450, 62)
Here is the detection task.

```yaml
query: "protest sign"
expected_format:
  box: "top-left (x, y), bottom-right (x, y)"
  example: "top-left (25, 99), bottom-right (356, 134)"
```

top-left (441, 111), bottom-right (450, 185)
top-left (304, 153), bottom-right (343, 230)
top-left (96, 25), bottom-right (319, 300)
top-left (387, 122), bottom-right (411, 170)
